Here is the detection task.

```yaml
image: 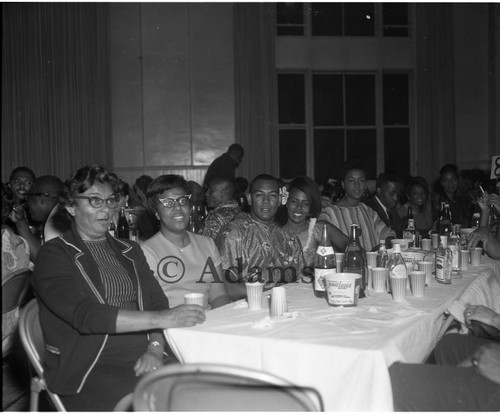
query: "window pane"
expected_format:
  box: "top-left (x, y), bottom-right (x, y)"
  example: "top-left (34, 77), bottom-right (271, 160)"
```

top-left (279, 130), bottom-right (307, 179)
top-left (311, 3), bottom-right (342, 36)
top-left (314, 129), bottom-right (345, 181)
top-left (346, 129), bottom-right (377, 178)
top-left (383, 27), bottom-right (409, 37)
top-left (277, 26), bottom-right (305, 36)
top-left (344, 3), bottom-right (374, 36)
top-left (313, 75), bottom-right (343, 126)
top-left (383, 73), bottom-right (409, 125)
top-left (383, 3), bottom-right (408, 25)
top-left (276, 3), bottom-right (304, 25)
top-left (345, 75), bottom-right (375, 126)
top-left (278, 74), bottom-right (305, 124)
top-left (384, 128), bottom-right (410, 176)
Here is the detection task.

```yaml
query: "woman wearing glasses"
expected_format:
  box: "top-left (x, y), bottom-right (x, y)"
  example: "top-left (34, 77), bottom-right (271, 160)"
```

top-left (141, 174), bottom-right (231, 309)
top-left (32, 164), bottom-right (205, 411)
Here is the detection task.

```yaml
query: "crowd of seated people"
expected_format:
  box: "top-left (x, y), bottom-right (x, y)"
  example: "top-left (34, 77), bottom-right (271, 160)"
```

top-left (2, 158), bottom-right (499, 411)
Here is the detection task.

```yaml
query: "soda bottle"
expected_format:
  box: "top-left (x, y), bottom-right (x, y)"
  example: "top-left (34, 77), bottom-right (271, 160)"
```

top-left (438, 203), bottom-right (452, 237)
top-left (403, 206), bottom-right (416, 247)
top-left (388, 243), bottom-right (408, 290)
top-left (117, 207), bottom-right (130, 239)
top-left (376, 239), bottom-right (389, 268)
top-left (344, 224), bottom-right (366, 298)
top-left (313, 224), bottom-right (336, 298)
top-left (435, 235), bottom-right (452, 284)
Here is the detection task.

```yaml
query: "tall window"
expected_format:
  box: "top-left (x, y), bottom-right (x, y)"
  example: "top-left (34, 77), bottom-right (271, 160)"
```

top-left (277, 3), bottom-right (410, 37)
top-left (277, 72), bottom-right (411, 181)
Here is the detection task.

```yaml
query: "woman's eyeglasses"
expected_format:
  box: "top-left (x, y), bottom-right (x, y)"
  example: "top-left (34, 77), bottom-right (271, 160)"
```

top-left (73, 195), bottom-right (121, 209)
top-left (157, 194), bottom-right (191, 208)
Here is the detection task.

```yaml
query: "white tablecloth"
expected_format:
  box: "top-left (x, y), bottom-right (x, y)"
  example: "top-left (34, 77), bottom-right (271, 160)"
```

top-left (165, 256), bottom-right (498, 411)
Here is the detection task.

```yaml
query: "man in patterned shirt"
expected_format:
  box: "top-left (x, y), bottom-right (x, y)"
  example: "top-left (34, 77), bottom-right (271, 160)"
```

top-left (216, 174), bottom-right (306, 300)
top-left (200, 178), bottom-right (240, 240)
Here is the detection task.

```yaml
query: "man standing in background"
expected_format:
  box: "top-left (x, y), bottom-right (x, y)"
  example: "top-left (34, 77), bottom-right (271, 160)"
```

top-left (203, 143), bottom-right (244, 191)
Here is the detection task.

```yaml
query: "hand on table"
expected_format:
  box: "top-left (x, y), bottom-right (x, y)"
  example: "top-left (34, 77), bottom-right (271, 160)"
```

top-left (459, 343), bottom-right (500, 385)
top-left (468, 227), bottom-right (491, 250)
top-left (134, 349), bottom-right (164, 376)
top-left (157, 304), bottom-right (205, 328)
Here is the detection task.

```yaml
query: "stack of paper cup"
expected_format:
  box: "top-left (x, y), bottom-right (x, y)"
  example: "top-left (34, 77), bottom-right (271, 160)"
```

top-left (418, 261), bottom-right (433, 286)
top-left (365, 252), bottom-right (377, 290)
top-left (371, 267), bottom-right (388, 293)
top-left (270, 286), bottom-right (288, 317)
top-left (460, 250), bottom-right (470, 270)
top-left (184, 293), bottom-right (205, 307)
top-left (390, 276), bottom-right (407, 302)
top-left (470, 247), bottom-right (481, 266)
top-left (470, 247), bottom-right (482, 267)
top-left (245, 281), bottom-right (265, 310)
top-left (409, 271), bottom-right (426, 297)
top-left (431, 233), bottom-right (439, 250)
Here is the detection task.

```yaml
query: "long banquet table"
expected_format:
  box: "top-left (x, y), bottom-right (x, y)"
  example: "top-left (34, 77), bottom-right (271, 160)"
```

top-left (165, 256), bottom-right (500, 412)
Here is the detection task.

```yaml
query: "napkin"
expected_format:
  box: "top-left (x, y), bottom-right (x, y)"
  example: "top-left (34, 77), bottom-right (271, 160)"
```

top-left (252, 316), bottom-right (274, 329)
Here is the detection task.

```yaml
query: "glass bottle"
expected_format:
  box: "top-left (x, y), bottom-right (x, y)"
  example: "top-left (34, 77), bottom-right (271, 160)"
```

top-left (471, 212), bottom-right (480, 229)
top-left (313, 224), bottom-right (336, 298)
top-left (435, 235), bottom-right (452, 284)
top-left (388, 243), bottom-right (408, 290)
top-left (109, 220), bottom-right (117, 237)
top-left (344, 224), bottom-right (366, 299)
top-left (438, 203), bottom-right (452, 237)
top-left (403, 206), bottom-right (416, 247)
top-left (117, 207), bottom-right (130, 239)
top-left (188, 205), bottom-right (198, 233)
top-left (376, 239), bottom-right (389, 268)
top-left (448, 224), bottom-right (462, 278)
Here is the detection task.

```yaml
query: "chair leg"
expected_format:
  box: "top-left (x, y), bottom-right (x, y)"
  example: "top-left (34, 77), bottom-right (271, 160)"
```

top-left (30, 377), bottom-right (44, 411)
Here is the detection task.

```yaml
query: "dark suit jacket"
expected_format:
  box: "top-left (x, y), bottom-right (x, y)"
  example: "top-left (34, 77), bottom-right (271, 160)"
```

top-left (32, 223), bottom-right (169, 395)
top-left (364, 196), bottom-right (404, 238)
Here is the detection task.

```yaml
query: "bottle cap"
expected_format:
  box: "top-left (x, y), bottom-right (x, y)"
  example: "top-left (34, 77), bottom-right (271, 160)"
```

top-left (393, 243), bottom-right (401, 253)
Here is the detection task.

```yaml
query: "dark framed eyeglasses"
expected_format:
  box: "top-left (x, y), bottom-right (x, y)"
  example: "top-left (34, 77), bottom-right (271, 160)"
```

top-left (157, 194), bottom-right (191, 209)
top-left (73, 195), bottom-right (121, 209)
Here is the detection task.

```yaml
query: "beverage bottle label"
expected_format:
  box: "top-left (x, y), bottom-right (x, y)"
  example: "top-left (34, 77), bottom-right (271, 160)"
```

top-left (314, 268), bottom-right (336, 292)
top-left (390, 264), bottom-right (407, 278)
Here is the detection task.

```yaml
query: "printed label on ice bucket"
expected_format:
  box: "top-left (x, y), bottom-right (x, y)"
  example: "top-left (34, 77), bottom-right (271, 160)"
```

top-left (324, 274), bottom-right (361, 307)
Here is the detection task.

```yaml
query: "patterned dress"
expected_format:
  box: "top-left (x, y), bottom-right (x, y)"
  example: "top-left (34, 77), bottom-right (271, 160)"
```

top-left (216, 212), bottom-right (306, 284)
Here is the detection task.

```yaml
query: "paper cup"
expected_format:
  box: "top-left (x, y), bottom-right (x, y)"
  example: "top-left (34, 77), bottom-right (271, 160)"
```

top-left (335, 253), bottom-right (345, 273)
top-left (184, 293), bottom-right (205, 307)
top-left (390, 276), bottom-right (407, 302)
top-left (270, 286), bottom-right (287, 317)
top-left (245, 281), bottom-right (265, 310)
top-left (418, 261), bottom-right (433, 286)
top-left (421, 238), bottom-right (432, 251)
top-left (409, 271), bottom-right (426, 297)
top-left (371, 267), bottom-right (388, 293)
top-left (460, 250), bottom-right (470, 270)
top-left (470, 247), bottom-right (482, 267)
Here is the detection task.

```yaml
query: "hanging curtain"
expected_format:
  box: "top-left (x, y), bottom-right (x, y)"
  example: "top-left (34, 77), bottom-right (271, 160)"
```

top-left (1, 3), bottom-right (111, 181)
top-left (234, 3), bottom-right (278, 181)
top-left (415, 4), bottom-right (456, 185)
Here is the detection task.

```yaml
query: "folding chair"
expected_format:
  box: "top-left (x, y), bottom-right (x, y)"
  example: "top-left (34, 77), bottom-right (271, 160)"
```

top-left (130, 363), bottom-right (324, 411)
top-left (18, 299), bottom-right (65, 411)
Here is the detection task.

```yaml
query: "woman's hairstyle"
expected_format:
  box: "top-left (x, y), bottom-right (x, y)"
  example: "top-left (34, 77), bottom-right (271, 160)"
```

top-left (109, 173), bottom-right (130, 198)
top-left (146, 174), bottom-right (191, 208)
top-left (406, 176), bottom-right (430, 197)
top-left (65, 164), bottom-right (119, 205)
top-left (9, 166), bottom-right (35, 183)
top-left (288, 176), bottom-right (322, 219)
top-left (134, 175), bottom-right (153, 194)
top-left (1, 182), bottom-right (15, 223)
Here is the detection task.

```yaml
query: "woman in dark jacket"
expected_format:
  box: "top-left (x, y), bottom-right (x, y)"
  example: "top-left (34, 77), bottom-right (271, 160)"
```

top-left (32, 164), bottom-right (205, 411)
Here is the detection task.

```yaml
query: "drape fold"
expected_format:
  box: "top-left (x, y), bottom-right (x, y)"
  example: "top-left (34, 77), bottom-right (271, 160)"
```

top-left (2, 3), bottom-right (111, 181)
